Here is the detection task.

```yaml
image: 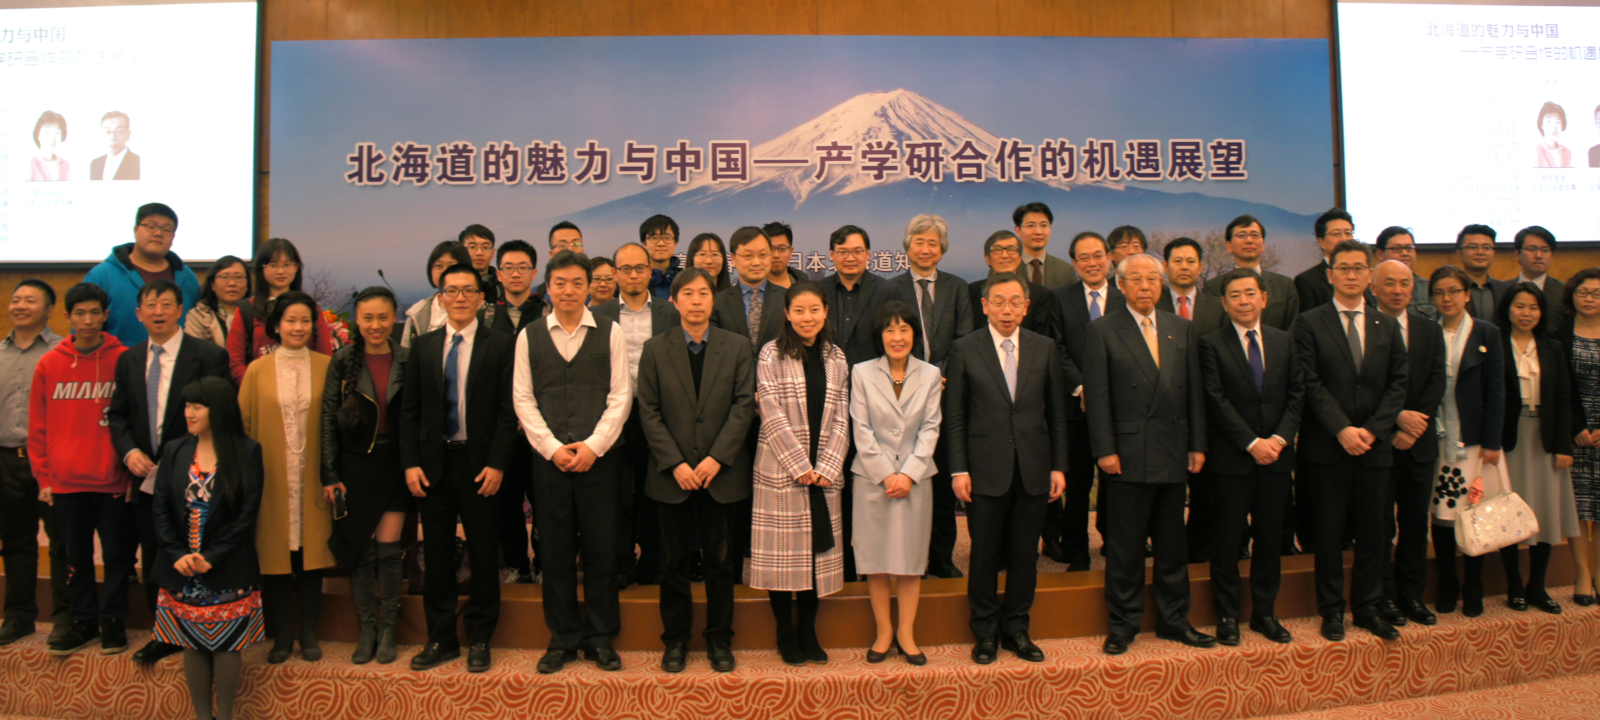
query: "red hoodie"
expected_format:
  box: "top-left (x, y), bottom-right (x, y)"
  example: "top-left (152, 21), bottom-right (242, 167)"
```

top-left (28, 333), bottom-right (134, 494)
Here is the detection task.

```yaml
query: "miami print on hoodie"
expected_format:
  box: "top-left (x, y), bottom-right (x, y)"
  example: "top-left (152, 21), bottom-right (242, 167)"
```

top-left (28, 332), bottom-right (134, 494)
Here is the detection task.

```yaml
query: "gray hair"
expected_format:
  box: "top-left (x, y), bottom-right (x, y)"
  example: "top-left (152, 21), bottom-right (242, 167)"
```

top-left (903, 214), bottom-right (949, 253)
top-left (1115, 253), bottom-right (1166, 284)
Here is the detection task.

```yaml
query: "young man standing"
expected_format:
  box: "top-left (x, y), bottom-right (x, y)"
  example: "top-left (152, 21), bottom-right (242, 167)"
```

top-left (1156, 237), bottom-right (1226, 562)
top-left (1513, 226), bottom-right (1565, 328)
top-left (82, 203), bottom-right (201, 347)
top-left (1293, 208), bottom-right (1354, 311)
top-left (1455, 224), bottom-right (1508, 322)
top-left (1204, 215), bottom-right (1300, 331)
top-left (762, 221), bottom-right (808, 287)
top-left (1013, 202), bottom-right (1077, 289)
top-left (479, 238), bottom-right (544, 585)
top-left (641, 215), bottom-right (681, 300)
top-left (459, 224), bottom-right (503, 305)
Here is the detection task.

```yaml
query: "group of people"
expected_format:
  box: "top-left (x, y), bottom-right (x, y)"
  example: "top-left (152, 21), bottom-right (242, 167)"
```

top-left (2, 199), bottom-right (1598, 720)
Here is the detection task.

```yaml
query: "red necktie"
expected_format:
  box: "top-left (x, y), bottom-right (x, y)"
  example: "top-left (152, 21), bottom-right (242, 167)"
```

top-left (1031, 259), bottom-right (1043, 286)
top-left (1178, 296), bottom-right (1191, 320)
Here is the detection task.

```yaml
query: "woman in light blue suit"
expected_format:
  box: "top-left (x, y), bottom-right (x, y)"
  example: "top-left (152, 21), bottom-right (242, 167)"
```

top-left (851, 301), bottom-right (942, 665)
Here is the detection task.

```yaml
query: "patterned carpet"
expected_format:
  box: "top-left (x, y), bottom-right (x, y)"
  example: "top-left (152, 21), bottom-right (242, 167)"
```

top-left (3, 590), bottom-right (1599, 720)
top-left (1261, 673), bottom-right (1600, 719)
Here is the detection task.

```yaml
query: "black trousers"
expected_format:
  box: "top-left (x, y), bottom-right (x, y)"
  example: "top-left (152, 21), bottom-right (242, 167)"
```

top-left (1103, 478), bottom-right (1190, 637)
top-left (926, 435), bottom-right (957, 570)
top-left (54, 491), bottom-right (138, 622)
top-left (495, 442), bottom-right (539, 574)
top-left (617, 416), bottom-right (661, 582)
top-left (966, 465), bottom-right (1047, 640)
top-left (658, 489), bottom-right (736, 645)
top-left (1185, 470), bottom-right (1216, 562)
top-left (534, 451), bottom-right (621, 651)
top-left (1382, 453), bottom-right (1435, 604)
top-left (1209, 468), bottom-right (1290, 620)
top-left (1044, 421), bottom-right (1095, 565)
top-left (0, 450), bottom-right (67, 621)
top-left (134, 490), bottom-right (161, 618)
top-left (418, 445), bottom-right (501, 648)
top-left (1308, 457), bottom-right (1386, 616)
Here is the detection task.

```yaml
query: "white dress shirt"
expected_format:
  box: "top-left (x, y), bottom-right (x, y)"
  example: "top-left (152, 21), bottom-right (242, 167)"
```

top-left (102, 146), bottom-right (129, 180)
top-left (1517, 272), bottom-right (1548, 288)
top-left (133, 331), bottom-right (183, 462)
top-left (616, 295), bottom-right (655, 385)
top-left (1333, 295), bottom-right (1365, 349)
top-left (1083, 281), bottom-right (1110, 318)
top-left (513, 309), bottom-right (633, 460)
top-left (442, 319), bottom-right (476, 442)
top-left (987, 322), bottom-right (1019, 359)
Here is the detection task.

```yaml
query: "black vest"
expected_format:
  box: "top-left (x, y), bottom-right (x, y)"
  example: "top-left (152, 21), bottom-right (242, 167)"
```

top-left (525, 318), bottom-right (614, 444)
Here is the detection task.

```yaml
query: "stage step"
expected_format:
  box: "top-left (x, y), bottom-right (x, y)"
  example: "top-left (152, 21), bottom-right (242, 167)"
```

top-left (1259, 673), bottom-right (1600, 719)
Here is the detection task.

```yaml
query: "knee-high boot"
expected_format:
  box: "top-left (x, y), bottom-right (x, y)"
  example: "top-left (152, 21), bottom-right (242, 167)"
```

top-left (374, 541), bottom-right (405, 664)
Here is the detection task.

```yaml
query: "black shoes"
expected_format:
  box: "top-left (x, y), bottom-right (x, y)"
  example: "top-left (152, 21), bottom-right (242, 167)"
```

top-left (1102, 633), bottom-right (1132, 656)
top-left (1066, 561), bottom-right (1092, 573)
top-left (585, 643), bottom-right (623, 671)
top-left (1042, 539), bottom-right (1069, 564)
top-left (1507, 596), bottom-right (1530, 612)
top-left (1576, 593), bottom-right (1597, 607)
top-left (0, 617), bottom-right (34, 646)
top-left (866, 641), bottom-right (892, 664)
top-left (409, 643), bottom-right (461, 671)
top-left (98, 619), bottom-right (128, 655)
top-left (299, 635), bottom-right (323, 662)
top-left (708, 640), bottom-right (736, 673)
top-left (352, 623), bottom-right (377, 665)
top-left (927, 562), bottom-right (964, 579)
top-left (971, 636), bottom-right (999, 664)
top-left (1463, 586), bottom-right (1485, 617)
top-left (1528, 594), bottom-right (1563, 615)
top-left (1216, 618), bottom-right (1241, 647)
top-left (536, 649), bottom-right (577, 674)
top-left (131, 639), bottom-right (182, 663)
top-left (1000, 631), bottom-right (1045, 662)
top-left (796, 627), bottom-right (828, 664)
top-left (1320, 614), bottom-right (1345, 641)
top-left (1250, 616), bottom-right (1294, 644)
top-left (775, 630), bottom-right (806, 666)
top-left (47, 620), bottom-right (100, 656)
top-left (1353, 610), bottom-right (1400, 641)
top-left (1377, 599), bottom-right (1409, 627)
top-left (466, 643), bottom-right (491, 673)
top-left (1398, 599), bottom-right (1438, 626)
top-left (1156, 626), bottom-right (1217, 649)
top-left (661, 642), bottom-right (688, 673)
top-left (900, 638), bottom-right (927, 667)
top-left (266, 645), bottom-right (293, 664)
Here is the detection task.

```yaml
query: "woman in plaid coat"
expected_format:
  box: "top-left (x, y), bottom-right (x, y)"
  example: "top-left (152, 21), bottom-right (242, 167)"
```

top-left (748, 281), bottom-right (851, 666)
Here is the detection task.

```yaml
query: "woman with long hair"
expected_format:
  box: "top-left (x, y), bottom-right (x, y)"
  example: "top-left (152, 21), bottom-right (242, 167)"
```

top-left (226, 238), bottom-right (335, 384)
top-left (401, 241), bottom-right (473, 348)
top-left (185, 256), bottom-right (251, 347)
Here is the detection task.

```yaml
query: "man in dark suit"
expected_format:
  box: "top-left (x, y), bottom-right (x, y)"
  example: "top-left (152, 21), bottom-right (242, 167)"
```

top-left (1158, 237), bottom-right (1228, 562)
top-left (1372, 260), bottom-right (1447, 628)
top-left (1050, 231), bottom-right (1124, 571)
top-left (1205, 214), bottom-right (1300, 331)
top-left (1512, 226), bottom-right (1566, 328)
top-left (1293, 208), bottom-right (1354, 311)
top-left (106, 279), bottom-right (229, 664)
top-left (1456, 224), bottom-right (1511, 322)
top-left (946, 271), bottom-right (1068, 665)
top-left (1294, 241), bottom-right (1409, 642)
top-left (969, 231), bottom-right (1063, 344)
top-left (1014, 202), bottom-right (1078, 289)
top-left (1198, 270), bottom-right (1305, 645)
top-left (891, 214), bottom-right (973, 578)
top-left (593, 243), bottom-right (681, 589)
top-left (510, 252), bottom-right (634, 674)
top-left (400, 265), bottom-right (518, 673)
top-left (637, 268), bottom-right (755, 674)
top-left (1085, 254), bottom-right (1214, 656)
top-left (478, 239), bottom-right (544, 585)
top-left (89, 111), bottom-right (140, 181)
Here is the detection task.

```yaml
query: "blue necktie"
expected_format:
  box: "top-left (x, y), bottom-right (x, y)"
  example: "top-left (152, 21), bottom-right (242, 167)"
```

top-left (1246, 329), bottom-right (1265, 394)
top-left (444, 333), bottom-right (463, 438)
top-left (1089, 290), bottom-right (1102, 321)
top-left (146, 344), bottom-right (163, 452)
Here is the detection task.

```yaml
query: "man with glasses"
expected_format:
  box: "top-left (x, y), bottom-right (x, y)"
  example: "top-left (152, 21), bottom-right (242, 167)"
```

top-left (1014, 202), bottom-right (1077, 290)
top-left (534, 222), bottom-right (584, 311)
top-left (641, 215), bottom-right (681, 300)
top-left (1455, 224), bottom-right (1509, 322)
top-left (1107, 226), bottom-right (1149, 267)
top-left (460, 224), bottom-right (504, 305)
top-left (83, 202), bottom-right (201, 347)
top-left (1375, 227), bottom-right (1434, 319)
top-left (969, 231), bottom-right (1063, 343)
top-left (593, 244), bottom-right (681, 589)
top-left (479, 239), bottom-right (545, 585)
top-left (1513, 226), bottom-right (1565, 328)
top-left (1204, 215), bottom-right (1300, 331)
top-left (762, 222), bottom-right (808, 288)
top-left (1294, 208), bottom-right (1355, 311)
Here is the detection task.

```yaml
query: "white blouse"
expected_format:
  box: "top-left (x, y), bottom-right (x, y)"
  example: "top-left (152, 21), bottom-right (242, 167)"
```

top-left (1513, 338), bottom-right (1540, 408)
top-left (275, 345), bottom-right (312, 550)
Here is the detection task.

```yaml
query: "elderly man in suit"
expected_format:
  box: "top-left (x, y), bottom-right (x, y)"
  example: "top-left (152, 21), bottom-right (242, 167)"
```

top-left (1014, 202), bottom-right (1078, 289)
top-left (1198, 270), bottom-right (1305, 645)
top-left (890, 214), bottom-right (973, 578)
top-left (107, 279), bottom-right (230, 664)
top-left (593, 242), bottom-right (681, 589)
top-left (1295, 241), bottom-right (1409, 642)
top-left (1086, 253), bottom-right (1213, 656)
top-left (637, 268), bottom-right (755, 674)
top-left (1157, 237), bottom-right (1228, 562)
top-left (946, 271), bottom-right (1068, 665)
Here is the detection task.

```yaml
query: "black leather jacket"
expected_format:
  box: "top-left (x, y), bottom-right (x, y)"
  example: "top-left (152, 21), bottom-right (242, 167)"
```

top-left (319, 342), bottom-right (407, 486)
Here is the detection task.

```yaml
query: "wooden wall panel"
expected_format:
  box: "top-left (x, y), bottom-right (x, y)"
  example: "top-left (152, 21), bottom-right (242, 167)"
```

top-left (1283, 0), bottom-right (1332, 39)
top-left (1079, 0), bottom-right (1173, 37)
top-left (1174, 0), bottom-right (1285, 39)
top-left (816, 0), bottom-right (1001, 36)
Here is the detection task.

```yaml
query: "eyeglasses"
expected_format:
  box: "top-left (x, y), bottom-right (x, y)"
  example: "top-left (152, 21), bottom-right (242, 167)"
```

top-left (552, 241), bottom-right (584, 251)
top-left (440, 288), bottom-right (482, 299)
top-left (645, 234), bottom-right (677, 245)
top-left (692, 252), bottom-right (723, 262)
top-left (616, 264), bottom-right (650, 276)
top-left (735, 252), bottom-right (771, 262)
top-left (1574, 289), bottom-right (1600, 300)
top-left (138, 222), bottom-right (175, 235)
top-left (1230, 232), bottom-right (1263, 241)
top-left (832, 248), bottom-right (869, 258)
top-left (988, 245), bottom-right (1022, 257)
top-left (1113, 240), bottom-right (1143, 250)
top-left (500, 264), bottom-right (534, 276)
top-left (985, 298), bottom-right (1028, 309)
top-left (1331, 265), bottom-right (1370, 276)
top-left (769, 244), bottom-right (791, 254)
top-left (1385, 245), bottom-right (1416, 254)
top-left (463, 242), bottom-right (494, 252)
top-left (1074, 252), bottom-right (1108, 263)
top-left (1521, 246), bottom-right (1553, 256)
top-left (1432, 287), bottom-right (1467, 298)
top-left (591, 276), bottom-right (616, 285)
top-left (1019, 222), bottom-right (1050, 230)
top-left (1460, 244), bottom-right (1495, 253)
top-left (264, 262), bottom-right (299, 272)
top-left (213, 273), bottom-right (248, 284)
top-left (1323, 229), bottom-right (1355, 239)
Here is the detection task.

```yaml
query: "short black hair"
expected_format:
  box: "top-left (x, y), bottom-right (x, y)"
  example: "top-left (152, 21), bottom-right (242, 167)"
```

top-left (459, 224), bottom-right (495, 245)
top-left (1011, 202), bottom-right (1053, 227)
top-left (253, 238), bottom-right (305, 299)
top-left (496, 239), bottom-right (537, 267)
top-left (776, 281), bottom-right (834, 361)
top-left (591, 256), bottom-right (616, 272)
top-left (762, 222), bottom-right (793, 245)
top-left (1513, 225), bottom-right (1556, 253)
top-left (135, 202), bottom-right (178, 230)
top-left (1225, 215), bottom-right (1265, 241)
top-left (729, 226), bottom-right (770, 255)
top-left (983, 230), bottom-right (1021, 256)
top-left (14, 279), bottom-right (57, 306)
top-left (1068, 231), bottom-right (1106, 260)
top-left (547, 221), bottom-right (581, 245)
top-left (1329, 239), bottom-right (1372, 266)
top-left (544, 250), bottom-right (593, 283)
top-left (671, 267), bottom-right (715, 298)
top-left (1537, 101), bottom-right (1566, 136)
top-left (1456, 224), bottom-right (1497, 247)
top-left (1497, 281), bottom-right (1550, 338)
top-left (982, 271), bottom-right (1029, 300)
top-left (829, 224), bottom-right (870, 251)
top-left (1107, 225), bottom-right (1147, 252)
top-left (136, 278), bottom-right (183, 306)
top-left (33, 110), bottom-right (66, 148)
top-left (264, 291), bottom-right (319, 345)
top-left (426, 241), bottom-right (473, 288)
top-left (870, 300), bottom-right (924, 357)
top-left (1215, 268), bottom-right (1264, 296)
top-left (64, 283), bottom-right (109, 313)
top-left (1314, 208), bottom-right (1353, 239)
top-left (352, 285), bottom-right (398, 313)
top-left (1162, 237), bottom-right (1203, 262)
top-left (438, 263), bottom-right (485, 292)
top-left (1562, 268), bottom-right (1600, 319)
top-left (639, 215), bottom-right (679, 243)
top-left (1374, 226), bottom-right (1413, 251)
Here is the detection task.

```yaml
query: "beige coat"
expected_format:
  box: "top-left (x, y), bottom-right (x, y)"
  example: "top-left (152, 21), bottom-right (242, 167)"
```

top-left (239, 351), bottom-right (336, 574)
top-left (183, 302), bottom-right (233, 348)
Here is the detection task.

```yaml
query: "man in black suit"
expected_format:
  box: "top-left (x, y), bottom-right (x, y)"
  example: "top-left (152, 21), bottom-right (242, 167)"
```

top-left (1050, 231), bottom-right (1124, 571)
top-left (400, 265), bottom-right (517, 673)
top-left (1085, 254), bottom-right (1214, 656)
top-left (479, 239), bottom-right (544, 585)
top-left (946, 271), bottom-right (1068, 665)
top-left (637, 268), bottom-right (755, 674)
top-left (1372, 260), bottom-right (1447, 628)
top-left (1512, 226), bottom-right (1566, 329)
top-left (593, 242), bottom-right (681, 589)
top-left (1294, 241), bottom-right (1409, 642)
top-left (1158, 237), bottom-right (1228, 562)
top-left (890, 214), bottom-right (973, 578)
top-left (106, 279), bottom-right (229, 664)
top-left (1293, 208), bottom-right (1354, 312)
top-left (1198, 270), bottom-right (1305, 646)
top-left (969, 231), bottom-right (1063, 342)
top-left (1456, 224), bottom-right (1511, 322)
top-left (89, 111), bottom-right (140, 180)
top-left (1205, 214), bottom-right (1300, 331)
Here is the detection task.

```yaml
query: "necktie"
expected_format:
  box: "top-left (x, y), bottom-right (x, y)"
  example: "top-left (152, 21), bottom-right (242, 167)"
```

top-left (1246, 329), bottom-right (1265, 394)
top-left (917, 278), bottom-right (935, 359)
top-left (1143, 317), bottom-right (1161, 369)
top-left (146, 344), bottom-right (164, 452)
top-left (444, 332), bottom-right (463, 438)
top-left (747, 287), bottom-right (763, 352)
top-left (1343, 310), bottom-right (1364, 369)
top-left (1001, 337), bottom-right (1018, 400)
top-left (1178, 295), bottom-right (1191, 320)
top-left (1030, 259), bottom-right (1043, 286)
top-left (1089, 290), bottom-right (1102, 321)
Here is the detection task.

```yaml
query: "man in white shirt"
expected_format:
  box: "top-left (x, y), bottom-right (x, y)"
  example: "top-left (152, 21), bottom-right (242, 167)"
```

top-left (90, 111), bottom-right (140, 181)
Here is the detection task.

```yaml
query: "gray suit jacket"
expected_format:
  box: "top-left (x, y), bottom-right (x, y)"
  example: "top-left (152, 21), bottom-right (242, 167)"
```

top-left (1083, 309), bottom-right (1207, 484)
top-left (889, 270), bottom-right (973, 367)
top-left (848, 357), bottom-right (943, 483)
top-left (1022, 252), bottom-right (1079, 290)
top-left (636, 326), bottom-right (756, 504)
top-left (710, 281), bottom-right (788, 356)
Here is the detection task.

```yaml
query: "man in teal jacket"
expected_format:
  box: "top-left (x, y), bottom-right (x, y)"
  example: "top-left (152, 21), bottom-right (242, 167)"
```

top-left (81, 203), bottom-right (201, 347)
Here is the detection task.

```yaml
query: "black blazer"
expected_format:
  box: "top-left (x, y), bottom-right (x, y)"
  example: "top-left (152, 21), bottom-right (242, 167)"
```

top-left (478, 295), bottom-right (545, 337)
top-left (1198, 323), bottom-right (1304, 475)
top-left (1450, 318), bottom-right (1505, 452)
top-left (968, 278), bottom-right (1063, 349)
top-left (1157, 288), bottom-right (1227, 338)
top-left (1208, 267), bottom-right (1300, 331)
top-left (150, 435), bottom-right (264, 593)
top-left (1293, 260), bottom-right (1333, 312)
top-left (1396, 311), bottom-right (1449, 465)
top-left (1293, 303), bottom-right (1409, 468)
top-left (710, 281), bottom-right (788, 356)
top-left (1083, 309), bottom-right (1208, 484)
top-left (109, 334), bottom-right (231, 464)
top-left (889, 270), bottom-right (973, 367)
top-left (590, 296), bottom-right (681, 341)
top-left (319, 343), bottom-right (407, 486)
top-left (820, 272), bottom-right (894, 367)
top-left (636, 327), bottom-right (756, 504)
top-left (1501, 333), bottom-right (1573, 456)
top-left (1053, 281), bottom-right (1126, 418)
top-left (943, 326), bottom-right (1069, 497)
top-left (90, 150), bottom-right (141, 180)
top-left (398, 323), bottom-right (518, 482)
top-left (1530, 276), bottom-right (1567, 329)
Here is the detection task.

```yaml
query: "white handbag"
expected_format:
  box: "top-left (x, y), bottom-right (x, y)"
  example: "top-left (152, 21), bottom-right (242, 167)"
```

top-left (1455, 461), bottom-right (1539, 557)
